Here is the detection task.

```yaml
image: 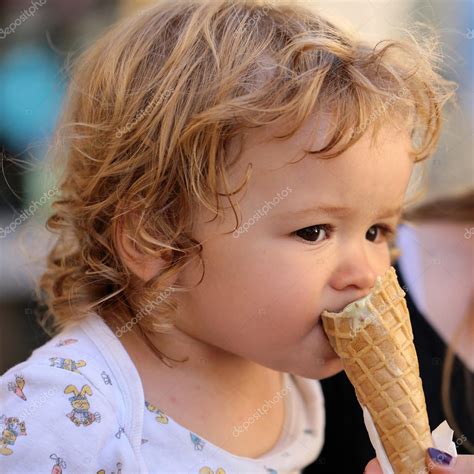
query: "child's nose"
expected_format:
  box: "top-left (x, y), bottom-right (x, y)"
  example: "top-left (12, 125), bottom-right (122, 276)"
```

top-left (327, 251), bottom-right (380, 298)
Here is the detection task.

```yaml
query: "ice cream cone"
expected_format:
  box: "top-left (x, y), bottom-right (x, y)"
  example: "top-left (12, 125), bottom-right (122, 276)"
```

top-left (321, 266), bottom-right (432, 474)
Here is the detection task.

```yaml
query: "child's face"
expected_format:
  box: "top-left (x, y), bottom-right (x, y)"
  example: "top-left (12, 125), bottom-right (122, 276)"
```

top-left (175, 117), bottom-right (414, 380)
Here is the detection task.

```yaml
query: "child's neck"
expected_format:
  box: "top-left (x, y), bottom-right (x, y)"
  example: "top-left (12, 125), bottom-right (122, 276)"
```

top-left (111, 319), bottom-right (287, 458)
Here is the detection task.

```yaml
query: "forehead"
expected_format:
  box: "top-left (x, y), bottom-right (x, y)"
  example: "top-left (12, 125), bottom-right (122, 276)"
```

top-left (225, 115), bottom-right (413, 211)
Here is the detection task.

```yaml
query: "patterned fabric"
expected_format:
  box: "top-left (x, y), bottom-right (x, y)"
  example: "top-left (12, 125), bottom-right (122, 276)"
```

top-left (1, 312), bottom-right (325, 473)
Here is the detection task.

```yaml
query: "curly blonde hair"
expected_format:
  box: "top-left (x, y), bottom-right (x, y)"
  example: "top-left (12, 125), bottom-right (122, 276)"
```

top-left (38, 0), bottom-right (457, 364)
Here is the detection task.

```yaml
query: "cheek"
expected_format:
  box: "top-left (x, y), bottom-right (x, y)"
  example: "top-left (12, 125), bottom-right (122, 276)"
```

top-left (244, 276), bottom-right (319, 340)
top-left (373, 245), bottom-right (392, 274)
top-left (178, 243), bottom-right (321, 348)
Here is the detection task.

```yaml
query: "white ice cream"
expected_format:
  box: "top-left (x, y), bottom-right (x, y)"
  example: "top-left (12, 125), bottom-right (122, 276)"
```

top-left (324, 267), bottom-right (458, 472)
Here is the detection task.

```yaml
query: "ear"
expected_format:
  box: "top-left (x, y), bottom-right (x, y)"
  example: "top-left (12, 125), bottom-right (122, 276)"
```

top-left (64, 384), bottom-right (78, 395)
top-left (80, 385), bottom-right (92, 397)
top-left (115, 213), bottom-right (173, 284)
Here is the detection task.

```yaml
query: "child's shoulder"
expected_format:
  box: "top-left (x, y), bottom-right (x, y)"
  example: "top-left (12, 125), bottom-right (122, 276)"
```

top-left (3, 319), bottom-right (114, 396)
top-left (0, 323), bottom-right (110, 428)
top-left (0, 320), bottom-right (140, 472)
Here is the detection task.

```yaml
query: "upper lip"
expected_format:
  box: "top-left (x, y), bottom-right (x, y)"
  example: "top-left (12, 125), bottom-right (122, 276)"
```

top-left (324, 291), bottom-right (372, 314)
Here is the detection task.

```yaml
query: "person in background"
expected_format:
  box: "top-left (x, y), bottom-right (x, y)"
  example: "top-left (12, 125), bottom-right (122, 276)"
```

top-left (0, 1), bottom-right (463, 472)
top-left (308, 188), bottom-right (473, 473)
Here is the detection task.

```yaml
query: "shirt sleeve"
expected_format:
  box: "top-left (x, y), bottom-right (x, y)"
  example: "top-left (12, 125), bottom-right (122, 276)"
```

top-left (0, 361), bottom-right (138, 473)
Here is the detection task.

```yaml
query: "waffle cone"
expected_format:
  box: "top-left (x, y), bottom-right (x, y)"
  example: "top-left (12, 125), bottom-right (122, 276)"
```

top-left (322, 266), bottom-right (432, 473)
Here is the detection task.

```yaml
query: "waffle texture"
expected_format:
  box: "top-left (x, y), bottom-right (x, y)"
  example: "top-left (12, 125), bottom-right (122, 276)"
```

top-left (322, 266), bottom-right (432, 474)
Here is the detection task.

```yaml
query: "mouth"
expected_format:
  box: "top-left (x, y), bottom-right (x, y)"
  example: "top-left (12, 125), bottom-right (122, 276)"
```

top-left (315, 317), bottom-right (326, 332)
top-left (315, 314), bottom-right (323, 325)
top-left (316, 316), bottom-right (331, 341)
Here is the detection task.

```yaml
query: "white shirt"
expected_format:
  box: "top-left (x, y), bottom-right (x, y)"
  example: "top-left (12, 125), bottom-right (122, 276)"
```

top-left (1, 311), bottom-right (325, 473)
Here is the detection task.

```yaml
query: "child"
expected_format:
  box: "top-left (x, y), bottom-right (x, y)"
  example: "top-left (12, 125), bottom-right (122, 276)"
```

top-left (0, 0), bottom-right (457, 472)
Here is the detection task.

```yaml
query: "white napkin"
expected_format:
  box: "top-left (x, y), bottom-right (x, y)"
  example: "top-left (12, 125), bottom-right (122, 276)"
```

top-left (362, 406), bottom-right (457, 474)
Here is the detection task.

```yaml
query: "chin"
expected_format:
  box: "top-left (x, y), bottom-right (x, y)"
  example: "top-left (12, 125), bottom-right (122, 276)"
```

top-left (317, 357), bottom-right (344, 379)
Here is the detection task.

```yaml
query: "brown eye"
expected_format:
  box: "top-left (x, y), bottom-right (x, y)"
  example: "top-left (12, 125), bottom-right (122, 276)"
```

top-left (295, 224), bottom-right (332, 243)
top-left (366, 225), bottom-right (395, 243)
top-left (366, 226), bottom-right (379, 242)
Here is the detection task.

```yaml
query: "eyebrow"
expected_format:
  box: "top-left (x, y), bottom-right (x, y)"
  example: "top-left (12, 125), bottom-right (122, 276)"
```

top-left (274, 204), bottom-right (403, 219)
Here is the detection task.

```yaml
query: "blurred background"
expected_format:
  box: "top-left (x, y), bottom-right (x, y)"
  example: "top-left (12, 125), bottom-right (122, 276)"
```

top-left (0, 0), bottom-right (472, 374)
